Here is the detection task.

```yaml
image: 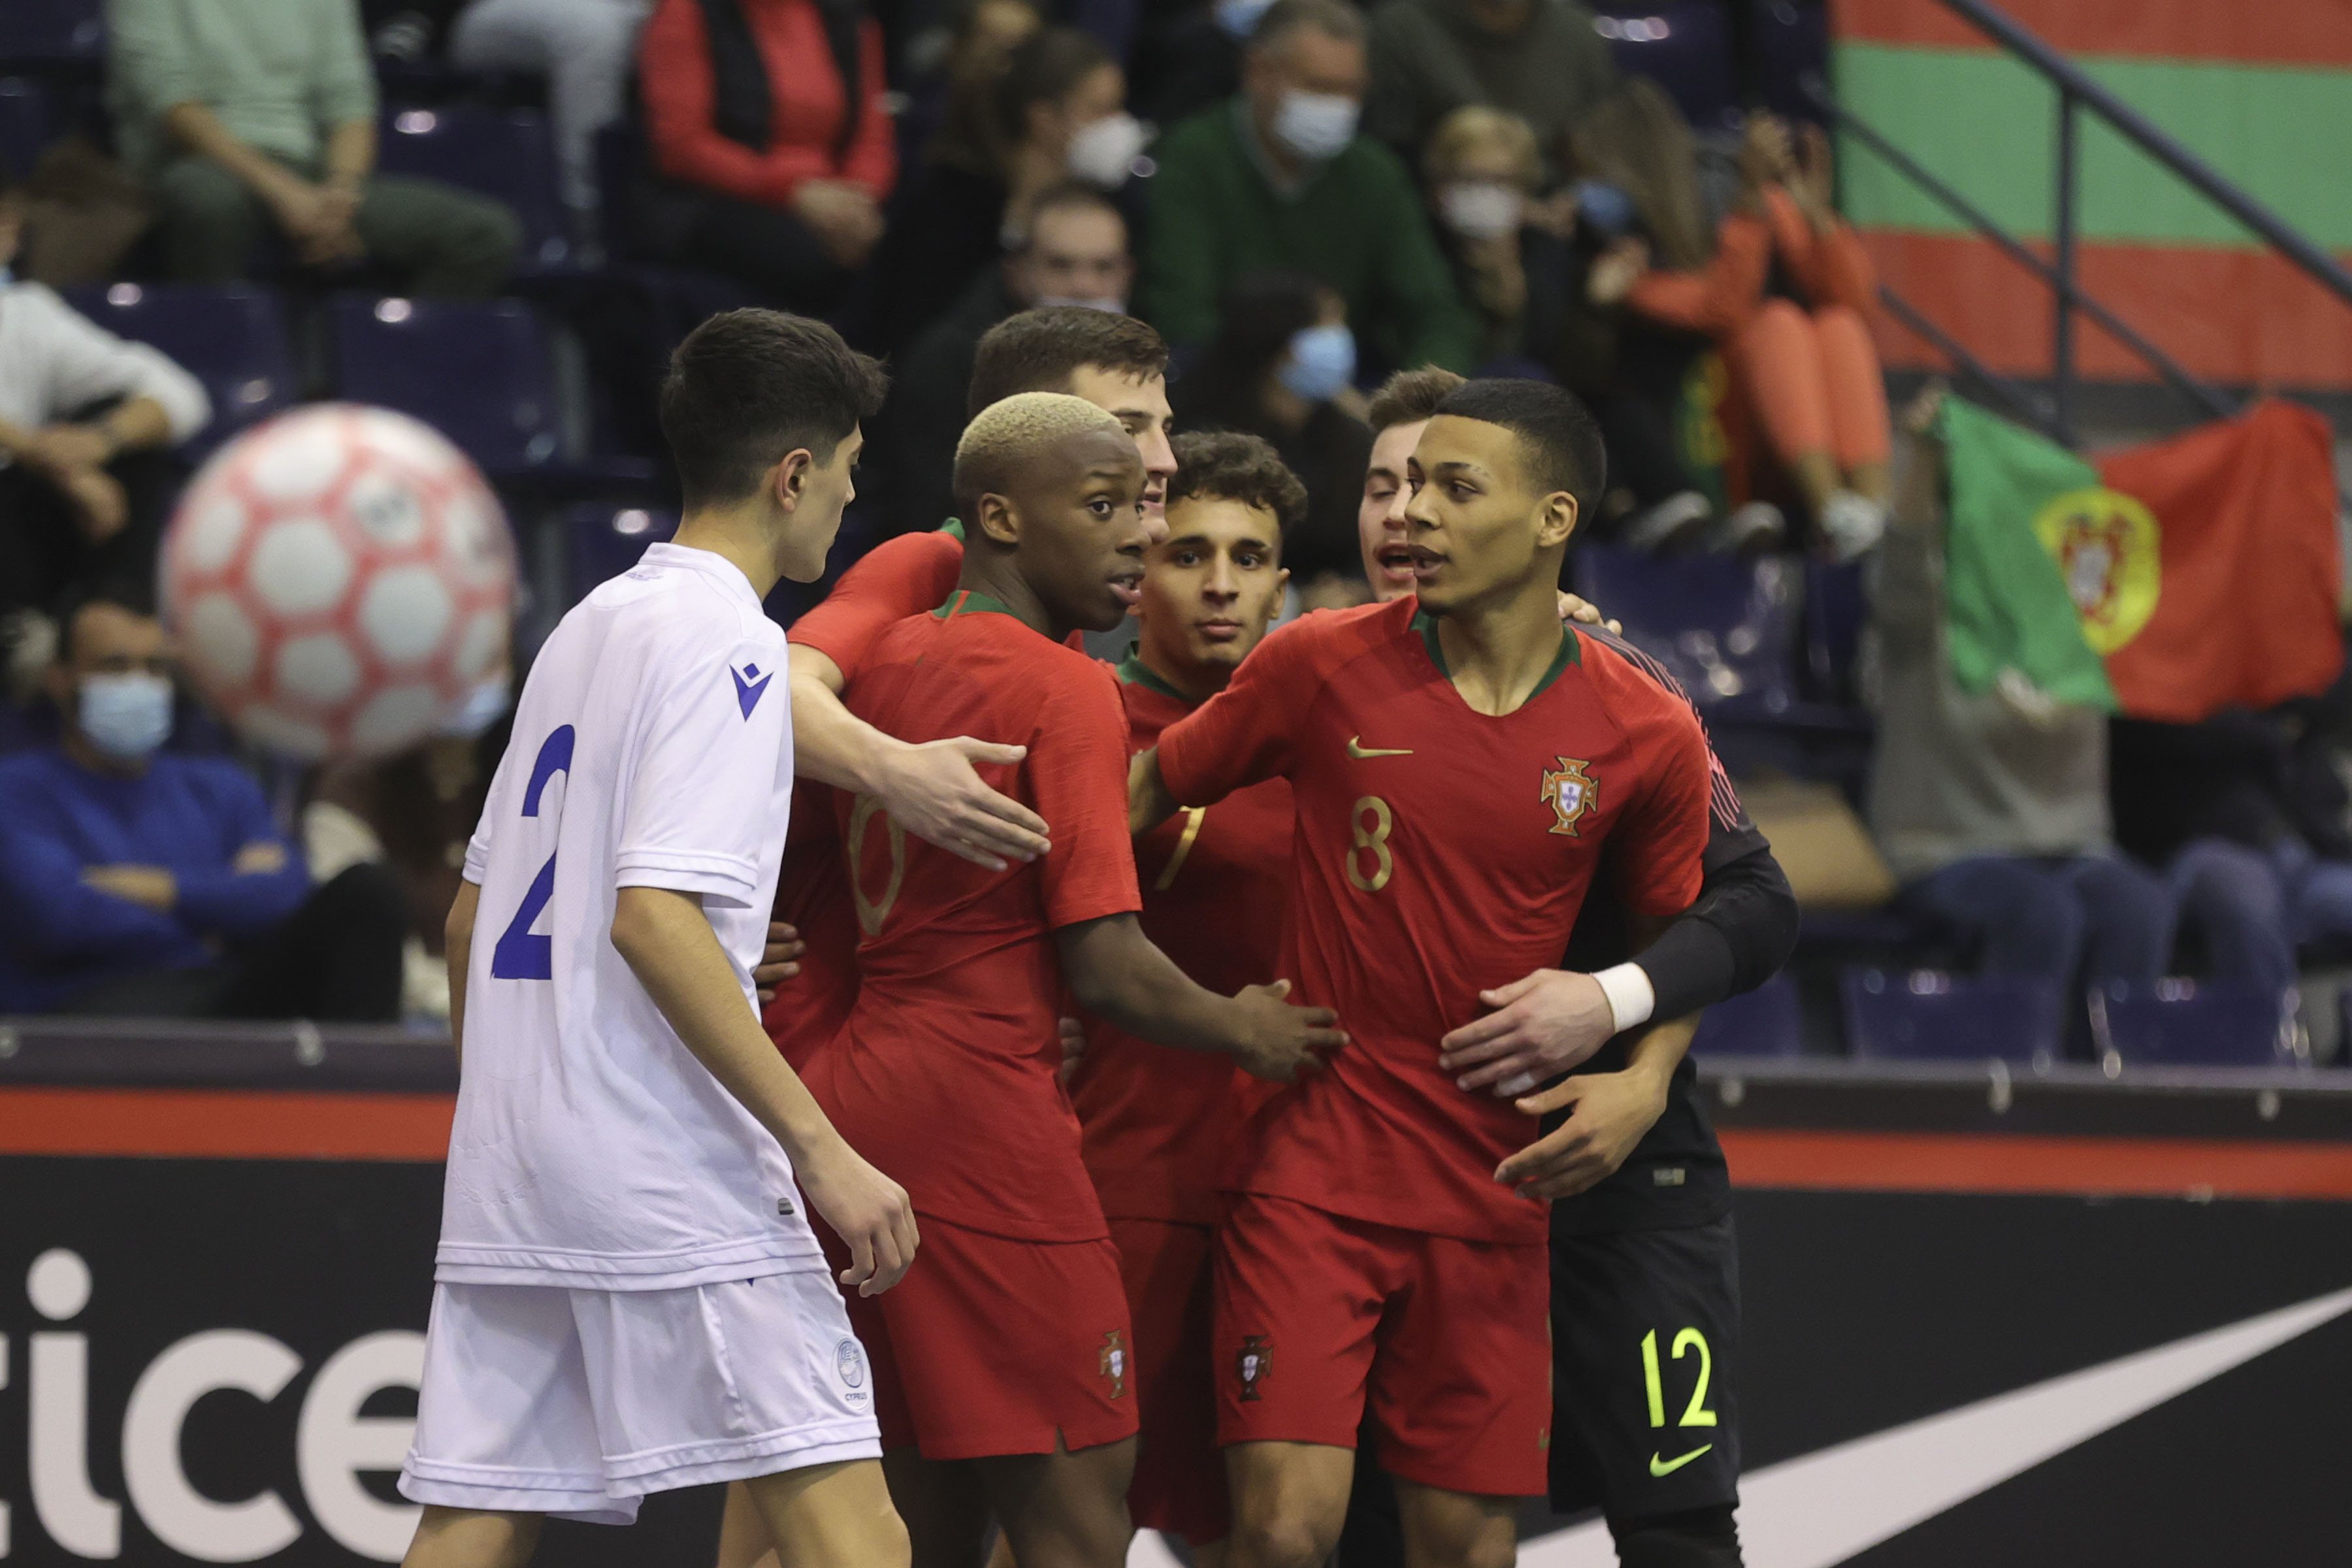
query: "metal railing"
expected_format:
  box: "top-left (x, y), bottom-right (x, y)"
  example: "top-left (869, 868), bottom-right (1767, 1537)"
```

top-left (1812, 0), bottom-right (2352, 445)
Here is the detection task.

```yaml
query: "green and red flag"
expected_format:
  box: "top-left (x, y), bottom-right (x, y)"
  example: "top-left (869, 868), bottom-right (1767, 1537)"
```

top-left (1935, 394), bottom-right (2342, 722)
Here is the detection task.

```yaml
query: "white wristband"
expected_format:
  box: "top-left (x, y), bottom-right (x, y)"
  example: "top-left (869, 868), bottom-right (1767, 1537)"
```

top-left (1593, 962), bottom-right (1656, 1036)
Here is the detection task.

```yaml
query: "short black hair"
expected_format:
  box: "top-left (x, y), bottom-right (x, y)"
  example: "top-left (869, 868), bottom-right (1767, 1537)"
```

top-left (1250, 0), bottom-right (1365, 51)
top-left (54, 587), bottom-right (155, 662)
top-left (1165, 431), bottom-right (1307, 547)
top-left (1365, 367), bottom-right (1465, 434)
top-left (1431, 378), bottom-right (1607, 515)
top-left (966, 308), bottom-right (1168, 417)
top-left (659, 310), bottom-right (889, 511)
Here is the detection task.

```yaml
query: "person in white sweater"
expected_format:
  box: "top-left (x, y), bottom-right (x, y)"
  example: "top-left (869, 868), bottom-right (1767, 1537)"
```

top-left (0, 178), bottom-right (210, 668)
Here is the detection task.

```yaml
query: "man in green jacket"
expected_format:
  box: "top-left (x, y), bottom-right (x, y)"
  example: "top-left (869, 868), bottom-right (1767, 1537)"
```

top-left (108, 0), bottom-right (521, 298)
top-left (1138, 0), bottom-right (1481, 376)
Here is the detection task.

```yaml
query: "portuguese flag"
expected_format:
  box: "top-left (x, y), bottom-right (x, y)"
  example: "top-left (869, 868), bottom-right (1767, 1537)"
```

top-left (1937, 395), bottom-right (2342, 722)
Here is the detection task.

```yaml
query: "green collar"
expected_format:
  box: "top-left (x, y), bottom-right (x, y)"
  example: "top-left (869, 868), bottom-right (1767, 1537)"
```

top-left (934, 588), bottom-right (1019, 621)
top-left (939, 517), bottom-right (966, 542)
top-left (1115, 649), bottom-right (1196, 704)
top-left (1411, 609), bottom-right (1578, 700)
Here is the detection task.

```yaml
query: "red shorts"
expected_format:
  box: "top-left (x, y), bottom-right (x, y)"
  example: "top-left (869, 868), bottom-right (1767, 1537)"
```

top-left (1111, 1216), bottom-right (1226, 1544)
top-left (1213, 1192), bottom-right (1551, 1497)
top-left (820, 1213), bottom-right (1139, 1460)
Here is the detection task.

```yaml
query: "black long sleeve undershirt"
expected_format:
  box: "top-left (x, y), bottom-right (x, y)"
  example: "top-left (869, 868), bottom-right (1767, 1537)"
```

top-left (1633, 840), bottom-right (1799, 1022)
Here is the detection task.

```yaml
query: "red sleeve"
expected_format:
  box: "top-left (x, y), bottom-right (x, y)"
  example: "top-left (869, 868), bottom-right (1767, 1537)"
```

top-left (1155, 612), bottom-right (1328, 806)
top-left (1032, 659), bottom-right (1143, 930)
top-left (1625, 214), bottom-right (1769, 337)
top-left (841, 20), bottom-right (897, 199)
top-left (789, 532), bottom-right (965, 680)
top-left (1761, 186), bottom-right (1876, 312)
top-left (1614, 694), bottom-right (1713, 919)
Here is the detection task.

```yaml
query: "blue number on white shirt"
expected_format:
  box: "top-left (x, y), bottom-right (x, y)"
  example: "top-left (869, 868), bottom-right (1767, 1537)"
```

top-left (490, 726), bottom-right (575, 980)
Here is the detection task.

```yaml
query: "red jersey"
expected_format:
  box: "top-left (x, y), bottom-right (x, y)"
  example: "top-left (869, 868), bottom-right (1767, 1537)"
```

top-left (1068, 653), bottom-right (1294, 1226)
top-left (1156, 597), bottom-right (1712, 1245)
top-left (762, 531), bottom-right (966, 1064)
top-left (809, 591), bottom-right (1143, 1241)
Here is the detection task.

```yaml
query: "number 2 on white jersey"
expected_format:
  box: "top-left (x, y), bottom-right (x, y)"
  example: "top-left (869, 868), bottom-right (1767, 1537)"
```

top-left (489, 726), bottom-right (574, 980)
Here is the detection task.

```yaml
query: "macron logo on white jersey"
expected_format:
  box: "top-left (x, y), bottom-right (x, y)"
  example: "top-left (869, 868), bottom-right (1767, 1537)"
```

top-left (731, 661), bottom-right (773, 719)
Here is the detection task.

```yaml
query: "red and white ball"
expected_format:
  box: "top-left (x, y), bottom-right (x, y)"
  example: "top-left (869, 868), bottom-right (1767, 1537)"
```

top-left (161, 404), bottom-right (517, 760)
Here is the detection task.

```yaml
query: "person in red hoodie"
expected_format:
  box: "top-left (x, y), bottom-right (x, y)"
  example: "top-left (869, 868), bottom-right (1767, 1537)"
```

top-left (638, 0), bottom-right (897, 310)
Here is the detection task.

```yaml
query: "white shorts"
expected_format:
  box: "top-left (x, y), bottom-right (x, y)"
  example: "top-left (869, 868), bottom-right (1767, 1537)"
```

top-left (399, 1268), bottom-right (881, 1524)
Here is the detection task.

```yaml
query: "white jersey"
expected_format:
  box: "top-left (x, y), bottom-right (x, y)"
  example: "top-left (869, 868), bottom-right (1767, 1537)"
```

top-left (436, 543), bottom-right (821, 1289)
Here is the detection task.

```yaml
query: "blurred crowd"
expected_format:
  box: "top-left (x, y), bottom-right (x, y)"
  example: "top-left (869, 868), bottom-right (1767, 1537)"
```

top-left (0, 0), bottom-right (2346, 1066)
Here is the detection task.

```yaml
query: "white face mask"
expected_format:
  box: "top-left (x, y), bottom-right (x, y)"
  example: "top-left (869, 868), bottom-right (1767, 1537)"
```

top-left (1439, 180), bottom-right (1522, 240)
top-left (1067, 111), bottom-right (1146, 189)
top-left (1272, 90), bottom-right (1359, 162)
top-left (78, 671), bottom-right (174, 762)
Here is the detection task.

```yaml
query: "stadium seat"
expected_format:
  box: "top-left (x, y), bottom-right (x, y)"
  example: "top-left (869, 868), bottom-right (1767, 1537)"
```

top-left (1842, 968), bottom-right (2063, 1068)
top-left (563, 504), bottom-right (677, 605)
top-left (0, 77), bottom-right (50, 178)
top-left (1804, 557), bottom-right (1867, 705)
top-left (1573, 546), bottom-right (1799, 713)
top-left (62, 282), bottom-right (295, 457)
top-left (327, 295), bottom-right (563, 478)
top-left (1592, 2), bottom-right (1738, 129)
top-left (2089, 981), bottom-right (2297, 1070)
top-left (1690, 972), bottom-right (1803, 1058)
top-left (0, 0), bottom-right (104, 67)
top-left (376, 106), bottom-right (572, 269)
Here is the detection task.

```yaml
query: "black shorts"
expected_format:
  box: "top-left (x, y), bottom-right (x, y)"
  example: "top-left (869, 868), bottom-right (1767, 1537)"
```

top-left (1548, 1216), bottom-right (1741, 1520)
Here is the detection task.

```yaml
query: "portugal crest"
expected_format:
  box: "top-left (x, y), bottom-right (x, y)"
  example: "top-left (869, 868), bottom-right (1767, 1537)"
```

top-left (2032, 485), bottom-right (2160, 655)
top-left (1542, 758), bottom-right (1598, 837)
top-left (1237, 1335), bottom-right (1273, 1401)
top-left (1100, 1330), bottom-right (1128, 1399)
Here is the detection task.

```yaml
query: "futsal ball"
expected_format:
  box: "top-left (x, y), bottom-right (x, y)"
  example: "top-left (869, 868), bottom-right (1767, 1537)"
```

top-left (161, 404), bottom-right (517, 760)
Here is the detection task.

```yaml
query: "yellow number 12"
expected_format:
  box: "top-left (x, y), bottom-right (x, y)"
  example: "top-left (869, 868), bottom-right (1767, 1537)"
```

top-left (1641, 1328), bottom-right (1718, 1429)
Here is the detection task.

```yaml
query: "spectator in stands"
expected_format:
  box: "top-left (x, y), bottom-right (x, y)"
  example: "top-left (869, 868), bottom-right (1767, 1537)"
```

top-left (1869, 389), bottom-right (2172, 1045)
top-left (448, 0), bottom-right (651, 217)
top-left (637, 0), bottom-right (896, 312)
top-left (1364, 0), bottom-right (1617, 183)
top-left (108, 0), bottom-right (521, 299)
top-left (0, 595), bottom-right (407, 1020)
top-left (0, 178), bottom-right (210, 674)
top-left (1172, 271), bottom-right (1370, 591)
top-left (1418, 106), bottom-right (1607, 375)
top-left (1140, 0), bottom-right (1480, 374)
top-left (867, 25), bottom-right (1136, 353)
top-left (876, 182), bottom-right (1134, 533)
top-left (1572, 87), bottom-right (1889, 558)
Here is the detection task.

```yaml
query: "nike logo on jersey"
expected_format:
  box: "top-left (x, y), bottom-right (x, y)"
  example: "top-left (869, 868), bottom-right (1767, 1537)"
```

top-left (1649, 1445), bottom-right (1712, 1477)
top-left (732, 662), bottom-right (772, 719)
top-left (1346, 736), bottom-right (1414, 759)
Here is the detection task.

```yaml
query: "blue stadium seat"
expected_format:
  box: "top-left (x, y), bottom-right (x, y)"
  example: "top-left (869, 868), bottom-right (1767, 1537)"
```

top-left (0, 77), bottom-right (51, 178)
top-left (1593, 3), bottom-right (1738, 129)
top-left (1691, 972), bottom-right (1803, 1058)
top-left (1804, 557), bottom-right (1867, 704)
top-left (377, 106), bottom-right (572, 269)
top-left (2089, 981), bottom-right (2296, 1070)
top-left (0, 0), bottom-right (104, 66)
top-left (1573, 546), bottom-right (1799, 713)
top-left (327, 295), bottom-right (564, 478)
top-left (1842, 968), bottom-right (2063, 1068)
top-left (62, 282), bottom-right (295, 458)
top-left (564, 504), bottom-right (677, 605)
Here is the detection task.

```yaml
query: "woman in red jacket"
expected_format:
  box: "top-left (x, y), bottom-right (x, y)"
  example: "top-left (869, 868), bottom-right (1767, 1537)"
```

top-left (638, 0), bottom-right (897, 310)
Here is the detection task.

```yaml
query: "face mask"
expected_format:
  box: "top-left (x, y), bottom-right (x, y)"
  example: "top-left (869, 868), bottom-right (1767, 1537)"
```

top-left (437, 671), bottom-right (512, 739)
top-left (1215, 0), bottom-right (1274, 40)
top-left (1030, 293), bottom-right (1127, 313)
top-left (1439, 180), bottom-right (1522, 240)
top-left (79, 672), bottom-right (174, 762)
top-left (1278, 323), bottom-right (1356, 402)
top-left (1067, 111), bottom-right (1145, 189)
top-left (1571, 178), bottom-right (1637, 239)
top-left (1272, 90), bottom-right (1359, 162)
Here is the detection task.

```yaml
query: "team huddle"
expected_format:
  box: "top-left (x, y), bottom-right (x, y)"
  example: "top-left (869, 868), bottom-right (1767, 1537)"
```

top-left (395, 305), bottom-right (1791, 1568)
